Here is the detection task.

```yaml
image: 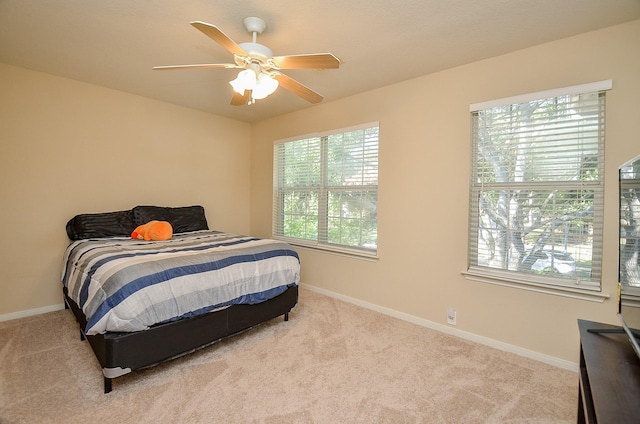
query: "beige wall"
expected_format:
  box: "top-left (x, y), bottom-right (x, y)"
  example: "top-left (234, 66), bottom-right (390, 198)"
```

top-left (0, 63), bottom-right (251, 315)
top-left (250, 20), bottom-right (640, 363)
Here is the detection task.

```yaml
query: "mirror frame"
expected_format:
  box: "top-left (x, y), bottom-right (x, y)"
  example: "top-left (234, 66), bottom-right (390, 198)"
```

top-left (620, 154), bottom-right (640, 311)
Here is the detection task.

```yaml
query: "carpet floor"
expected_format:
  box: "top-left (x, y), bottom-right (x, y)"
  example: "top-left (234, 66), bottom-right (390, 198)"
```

top-left (0, 288), bottom-right (578, 423)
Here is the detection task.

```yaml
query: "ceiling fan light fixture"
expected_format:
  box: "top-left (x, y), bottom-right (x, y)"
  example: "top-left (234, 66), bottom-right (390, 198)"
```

top-left (252, 73), bottom-right (279, 100)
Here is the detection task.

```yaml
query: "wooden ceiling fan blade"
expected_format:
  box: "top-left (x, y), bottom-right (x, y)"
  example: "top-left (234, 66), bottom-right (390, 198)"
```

top-left (274, 73), bottom-right (323, 104)
top-left (190, 21), bottom-right (248, 57)
top-left (153, 63), bottom-right (240, 70)
top-left (271, 53), bottom-right (340, 69)
top-left (230, 90), bottom-right (251, 106)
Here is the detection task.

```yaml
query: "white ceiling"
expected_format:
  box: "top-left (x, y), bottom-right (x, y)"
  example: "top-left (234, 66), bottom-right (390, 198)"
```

top-left (1, 0), bottom-right (639, 123)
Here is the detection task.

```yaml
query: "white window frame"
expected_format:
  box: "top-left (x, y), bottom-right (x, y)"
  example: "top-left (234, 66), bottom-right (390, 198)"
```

top-left (273, 122), bottom-right (379, 258)
top-left (464, 81), bottom-right (612, 302)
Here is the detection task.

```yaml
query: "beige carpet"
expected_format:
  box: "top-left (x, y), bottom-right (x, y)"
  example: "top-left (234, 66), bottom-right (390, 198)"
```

top-left (0, 288), bottom-right (577, 423)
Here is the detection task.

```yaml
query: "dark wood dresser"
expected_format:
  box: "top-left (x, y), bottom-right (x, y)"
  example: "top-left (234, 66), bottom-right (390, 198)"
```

top-left (577, 319), bottom-right (640, 423)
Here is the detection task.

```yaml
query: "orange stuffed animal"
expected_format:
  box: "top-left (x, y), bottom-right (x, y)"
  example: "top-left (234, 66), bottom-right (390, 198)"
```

top-left (131, 220), bottom-right (173, 241)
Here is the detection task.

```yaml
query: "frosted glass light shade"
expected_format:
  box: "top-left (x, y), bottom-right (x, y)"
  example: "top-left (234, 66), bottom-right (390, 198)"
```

top-left (229, 69), bottom-right (256, 94)
top-left (252, 73), bottom-right (279, 99)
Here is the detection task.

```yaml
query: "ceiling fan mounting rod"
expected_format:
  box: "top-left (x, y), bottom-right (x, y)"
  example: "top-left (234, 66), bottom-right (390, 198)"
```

top-left (242, 17), bottom-right (266, 45)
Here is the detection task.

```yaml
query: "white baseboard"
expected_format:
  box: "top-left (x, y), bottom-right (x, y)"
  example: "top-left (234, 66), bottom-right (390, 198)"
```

top-left (0, 303), bottom-right (65, 323)
top-left (300, 283), bottom-right (579, 373)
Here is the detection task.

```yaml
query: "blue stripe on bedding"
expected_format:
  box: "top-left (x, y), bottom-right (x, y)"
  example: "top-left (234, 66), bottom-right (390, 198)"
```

top-left (61, 231), bottom-right (300, 334)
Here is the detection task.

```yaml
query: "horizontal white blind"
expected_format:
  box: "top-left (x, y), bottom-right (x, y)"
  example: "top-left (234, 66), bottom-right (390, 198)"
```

top-left (469, 86), bottom-right (606, 290)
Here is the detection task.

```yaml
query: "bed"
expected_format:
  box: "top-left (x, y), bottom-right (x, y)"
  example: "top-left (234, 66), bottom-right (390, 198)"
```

top-left (61, 205), bottom-right (300, 393)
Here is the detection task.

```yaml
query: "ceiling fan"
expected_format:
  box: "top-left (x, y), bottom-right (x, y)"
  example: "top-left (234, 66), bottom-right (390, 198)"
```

top-left (154, 17), bottom-right (340, 106)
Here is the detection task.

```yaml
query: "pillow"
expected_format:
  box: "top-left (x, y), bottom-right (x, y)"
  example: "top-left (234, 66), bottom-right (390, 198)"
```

top-left (66, 210), bottom-right (135, 240)
top-left (132, 205), bottom-right (208, 233)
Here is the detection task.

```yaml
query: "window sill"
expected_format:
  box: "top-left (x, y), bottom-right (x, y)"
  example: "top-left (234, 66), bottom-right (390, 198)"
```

top-left (622, 294), bottom-right (640, 309)
top-left (277, 238), bottom-right (378, 261)
top-left (462, 269), bottom-right (610, 303)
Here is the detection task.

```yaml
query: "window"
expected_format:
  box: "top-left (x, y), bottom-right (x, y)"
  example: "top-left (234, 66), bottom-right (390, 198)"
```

top-left (467, 81), bottom-right (611, 294)
top-left (273, 123), bottom-right (379, 256)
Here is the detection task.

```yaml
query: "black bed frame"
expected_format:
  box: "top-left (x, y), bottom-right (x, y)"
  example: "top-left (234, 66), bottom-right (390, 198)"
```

top-left (63, 285), bottom-right (298, 393)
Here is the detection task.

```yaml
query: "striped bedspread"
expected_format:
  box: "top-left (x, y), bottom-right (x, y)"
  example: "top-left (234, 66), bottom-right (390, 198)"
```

top-left (61, 231), bottom-right (300, 335)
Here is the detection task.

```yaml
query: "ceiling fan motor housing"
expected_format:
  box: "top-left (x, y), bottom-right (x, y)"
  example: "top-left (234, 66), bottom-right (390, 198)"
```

top-left (238, 42), bottom-right (273, 60)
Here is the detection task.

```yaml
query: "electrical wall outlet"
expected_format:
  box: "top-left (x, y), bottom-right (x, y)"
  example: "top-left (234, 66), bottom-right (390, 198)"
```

top-left (447, 307), bottom-right (457, 325)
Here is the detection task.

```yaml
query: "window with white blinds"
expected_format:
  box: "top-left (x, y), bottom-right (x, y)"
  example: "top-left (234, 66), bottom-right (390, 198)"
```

top-left (273, 123), bottom-right (379, 256)
top-left (467, 81), bottom-right (611, 293)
